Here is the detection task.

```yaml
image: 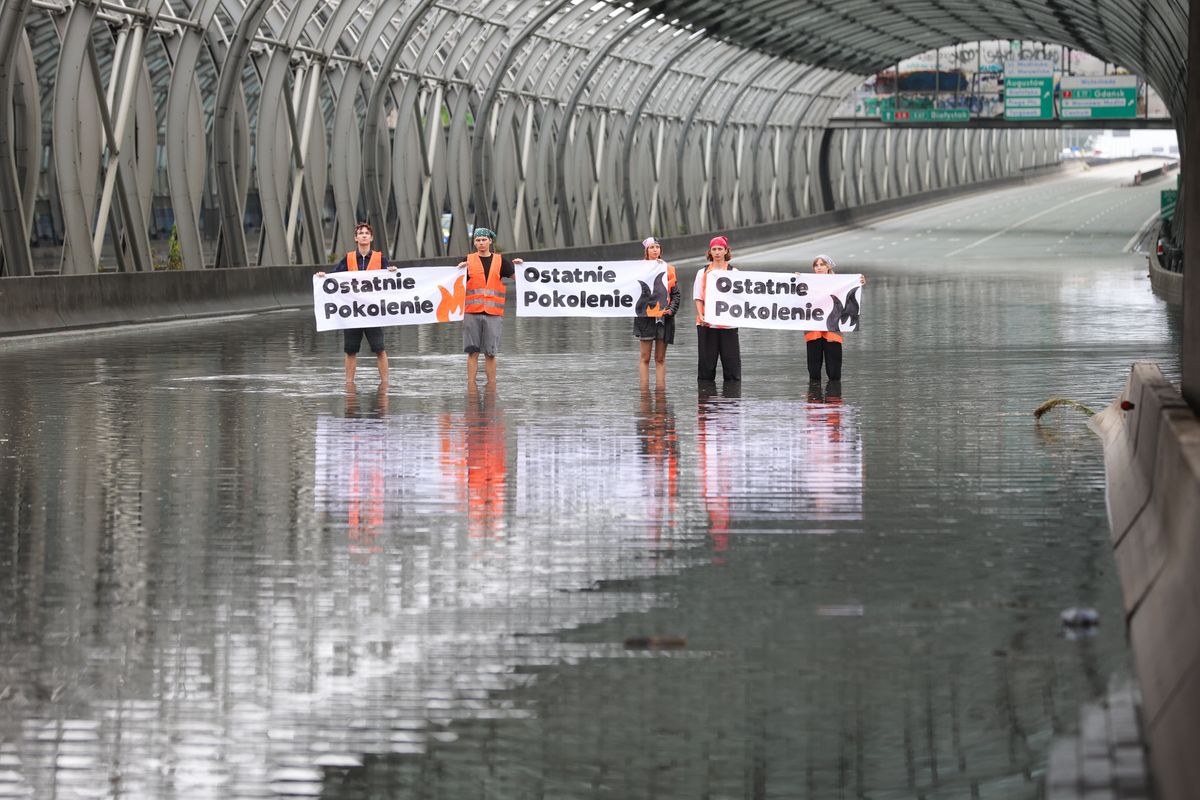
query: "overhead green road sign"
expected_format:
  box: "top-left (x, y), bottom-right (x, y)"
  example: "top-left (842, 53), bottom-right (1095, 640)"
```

top-left (1004, 61), bottom-right (1055, 120)
top-left (882, 108), bottom-right (970, 123)
top-left (1161, 189), bottom-right (1177, 221)
top-left (1060, 75), bottom-right (1138, 120)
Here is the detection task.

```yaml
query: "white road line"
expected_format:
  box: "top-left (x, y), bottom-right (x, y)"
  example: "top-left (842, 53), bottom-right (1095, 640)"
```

top-left (944, 186), bottom-right (1114, 257)
top-left (1123, 210), bottom-right (1162, 252)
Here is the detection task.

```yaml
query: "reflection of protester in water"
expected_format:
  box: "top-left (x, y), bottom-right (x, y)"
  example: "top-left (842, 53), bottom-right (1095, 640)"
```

top-left (636, 388), bottom-right (679, 543)
top-left (342, 384), bottom-right (389, 559)
top-left (635, 238), bottom-right (681, 390)
top-left (694, 236), bottom-right (741, 383)
top-left (463, 383), bottom-right (507, 538)
top-left (798, 254), bottom-right (865, 383)
top-left (457, 229), bottom-right (523, 386)
top-left (696, 381), bottom-right (740, 562)
top-left (316, 221), bottom-right (400, 389)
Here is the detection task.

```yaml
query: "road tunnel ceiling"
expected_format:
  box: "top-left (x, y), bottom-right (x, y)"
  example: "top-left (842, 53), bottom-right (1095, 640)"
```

top-left (626, 0), bottom-right (1188, 118)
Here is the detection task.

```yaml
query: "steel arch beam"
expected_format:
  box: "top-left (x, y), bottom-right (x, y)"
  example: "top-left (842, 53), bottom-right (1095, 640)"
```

top-left (552, 10), bottom-right (656, 247)
top-left (164, 0), bottom-right (221, 270)
top-left (214, 0), bottom-right (273, 268)
top-left (361, 0), bottom-right (440, 256)
top-left (469, 0), bottom-right (574, 233)
top-left (0, 0), bottom-right (33, 276)
top-left (619, 35), bottom-right (699, 239)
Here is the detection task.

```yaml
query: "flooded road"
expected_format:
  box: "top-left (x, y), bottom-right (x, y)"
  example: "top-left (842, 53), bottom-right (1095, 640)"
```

top-left (0, 162), bottom-right (1181, 798)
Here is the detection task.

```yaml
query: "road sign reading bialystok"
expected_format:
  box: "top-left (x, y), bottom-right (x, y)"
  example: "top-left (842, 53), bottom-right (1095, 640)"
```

top-left (1059, 75), bottom-right (1138, 120)
top-left (1004, 61), bottom-right (1055, 120)
top-left (881, 108), bottom-right (970, 123)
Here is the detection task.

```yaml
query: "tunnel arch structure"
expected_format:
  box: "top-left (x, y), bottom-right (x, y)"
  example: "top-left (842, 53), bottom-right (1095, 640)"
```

top-left (0, 0), bottom-right (1185, 275)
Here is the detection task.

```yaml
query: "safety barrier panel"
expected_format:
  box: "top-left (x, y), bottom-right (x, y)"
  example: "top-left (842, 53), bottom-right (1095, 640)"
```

top-left (1089, 364), bottom-right (1200, 800)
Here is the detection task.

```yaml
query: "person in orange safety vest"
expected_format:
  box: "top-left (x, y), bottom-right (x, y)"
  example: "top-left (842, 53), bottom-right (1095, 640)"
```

top-left (316, 221), bottom-right (400, 388)
top-left (456, 228), bottom-right (523, 385)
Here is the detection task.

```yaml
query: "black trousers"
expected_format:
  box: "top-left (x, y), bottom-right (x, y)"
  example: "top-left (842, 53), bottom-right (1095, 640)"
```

top-left (697, 326), bottom-right (741, 381)
top-left (806, 338), bottom-right (842, 381)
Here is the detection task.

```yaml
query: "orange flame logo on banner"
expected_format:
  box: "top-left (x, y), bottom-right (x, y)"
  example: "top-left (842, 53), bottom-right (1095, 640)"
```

top-left (437, 274), bottom-right (466, 322)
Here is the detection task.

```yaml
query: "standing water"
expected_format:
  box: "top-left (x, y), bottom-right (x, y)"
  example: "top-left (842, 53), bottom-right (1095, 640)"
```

top-left (0, 164), bottom-right (1181, 798)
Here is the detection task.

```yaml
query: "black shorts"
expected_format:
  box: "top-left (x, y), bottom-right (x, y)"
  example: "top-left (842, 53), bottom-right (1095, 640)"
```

top-left (344, 327), bottom-right (386, 354)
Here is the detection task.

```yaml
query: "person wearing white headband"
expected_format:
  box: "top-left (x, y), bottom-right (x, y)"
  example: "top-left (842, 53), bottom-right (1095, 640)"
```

top-left (802, 254), bottom-right (865, 382)
top-left (634, 237), bottom-right (680, 389)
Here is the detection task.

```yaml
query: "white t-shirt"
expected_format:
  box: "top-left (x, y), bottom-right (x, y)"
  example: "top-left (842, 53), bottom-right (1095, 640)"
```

top-left (693, 265), bottom-right (736, 329)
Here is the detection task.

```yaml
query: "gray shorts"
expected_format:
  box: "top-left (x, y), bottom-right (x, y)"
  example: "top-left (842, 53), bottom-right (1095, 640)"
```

top-left (463, 313), bottom-right (502, 356)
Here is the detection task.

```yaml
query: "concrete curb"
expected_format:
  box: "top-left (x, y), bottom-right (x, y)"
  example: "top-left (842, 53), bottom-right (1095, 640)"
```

top-left (1147, 228), bottom-right (1184, 305)
top-left (1088, 363), bottom-right (1200, 800)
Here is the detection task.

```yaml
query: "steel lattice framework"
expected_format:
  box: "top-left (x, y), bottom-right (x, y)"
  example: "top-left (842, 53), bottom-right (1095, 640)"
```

top-left (0, 0), bottom-right (1182, 275)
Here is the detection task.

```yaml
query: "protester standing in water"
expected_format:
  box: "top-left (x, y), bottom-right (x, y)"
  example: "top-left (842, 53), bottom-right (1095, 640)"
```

top-left (635, 237), bottom-right (681, 389)
top-left (317, 221), bottom-right (399, 388)
top-left (458, 228), bottom-right (523, 385)
top-left (693, 236), bottom-right (741, 383)
top-left (802, 254), bottom-right (865, 382)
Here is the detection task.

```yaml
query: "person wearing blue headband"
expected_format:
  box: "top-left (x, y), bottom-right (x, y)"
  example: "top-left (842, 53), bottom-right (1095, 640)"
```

top-left (457, 228), bottom-right (522, 385)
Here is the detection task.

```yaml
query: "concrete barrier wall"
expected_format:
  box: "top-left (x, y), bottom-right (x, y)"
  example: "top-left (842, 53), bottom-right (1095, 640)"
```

top-left (0, 164), bottom-right (1063, 337)
top-left (1089, 364), bottom-right (1200, 800)
top-left (1149, 232), bottom-right (1184, 305)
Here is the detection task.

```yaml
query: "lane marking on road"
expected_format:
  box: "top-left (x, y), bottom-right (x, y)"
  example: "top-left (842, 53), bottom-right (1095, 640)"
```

top-left (944, 185), bottom-right (1115, 258)
top-left (1123, 210), bottom-right (1162, 253)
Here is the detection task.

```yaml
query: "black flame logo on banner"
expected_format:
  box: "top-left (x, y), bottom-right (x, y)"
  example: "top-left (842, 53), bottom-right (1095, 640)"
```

top-left (828, 287), bottom-right (860, 333)
top-left (635, 272), bottom-right (670, 317)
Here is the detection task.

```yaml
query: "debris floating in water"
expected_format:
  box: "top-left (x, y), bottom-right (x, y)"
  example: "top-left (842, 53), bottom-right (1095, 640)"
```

top-left (1060, 607), bottom-right (1100, 628)
top-left (1033, 398), bottom-right (1096, 419)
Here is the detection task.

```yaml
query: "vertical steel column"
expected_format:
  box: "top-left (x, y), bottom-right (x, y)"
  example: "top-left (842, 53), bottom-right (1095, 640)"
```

top-left (1183, 0), bottom-right (1200, 409)
top-left (0, 0), bottom-right (33, 276)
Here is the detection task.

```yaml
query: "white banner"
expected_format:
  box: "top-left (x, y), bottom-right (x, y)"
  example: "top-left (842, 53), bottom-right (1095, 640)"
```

top-left (517, 260), bottom-right (669, 317)
top-left (313, 267), bottom-right (466, 331)
top-left (703, 270), bottom-right (863, 332)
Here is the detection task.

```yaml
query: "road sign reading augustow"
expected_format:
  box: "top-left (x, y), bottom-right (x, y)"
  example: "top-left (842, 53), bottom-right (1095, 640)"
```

top-left (1060, 75), bottom-right (1138, 120)
top-left (1004, 61), bottom-right (1055, 120)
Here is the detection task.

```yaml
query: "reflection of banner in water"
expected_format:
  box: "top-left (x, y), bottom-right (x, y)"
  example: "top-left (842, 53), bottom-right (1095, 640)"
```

top-left (314, 415), bottom-right (455, 555)
top-left (515, 422), bottom-right (665, 526)
top-left (696, 400), bottom-right (863, 539)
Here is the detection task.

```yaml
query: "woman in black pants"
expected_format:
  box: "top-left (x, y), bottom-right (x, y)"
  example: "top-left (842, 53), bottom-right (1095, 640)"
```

top-left (693, 236), bottom-right (741, 382)
top-left (803, 254), bottom-right (865, 381)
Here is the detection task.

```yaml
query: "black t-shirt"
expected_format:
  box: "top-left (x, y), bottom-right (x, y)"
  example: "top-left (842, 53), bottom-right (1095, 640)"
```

top-left (467, 252), bottom-right (515, 282)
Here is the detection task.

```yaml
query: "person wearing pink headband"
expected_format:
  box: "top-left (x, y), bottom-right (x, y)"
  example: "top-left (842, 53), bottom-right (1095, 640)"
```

top-left (634, 237), bottom-right (681, 389)
top-left (693, 235), bottom-right (741, 382)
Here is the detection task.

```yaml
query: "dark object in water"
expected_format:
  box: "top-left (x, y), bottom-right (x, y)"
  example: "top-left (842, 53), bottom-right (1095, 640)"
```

top-left (1060, 607), bottom-right (1100, 628)
top-left (624, 636), bottom-right (687, 650)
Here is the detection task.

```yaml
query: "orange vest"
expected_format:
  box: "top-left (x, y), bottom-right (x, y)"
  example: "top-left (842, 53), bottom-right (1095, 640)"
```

top-left (805, 331), bottom-right (844, 344)
top-left (465, 253), bottom-right (506, 315)
top-left (346, 250), bottom-right (382, 271)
